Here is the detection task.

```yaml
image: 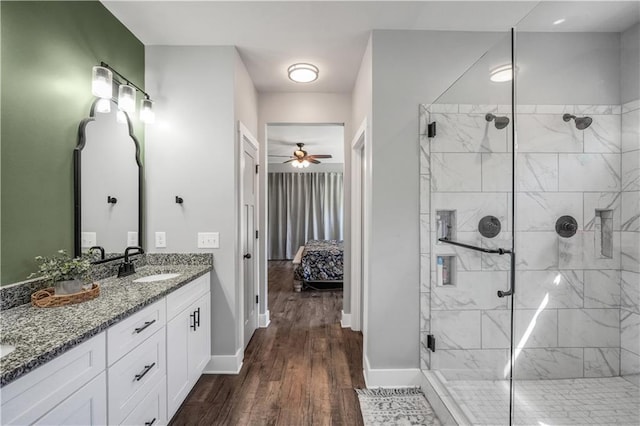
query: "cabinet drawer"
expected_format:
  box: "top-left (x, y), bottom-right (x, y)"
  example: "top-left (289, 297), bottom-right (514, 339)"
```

top-left (107, 298), bottom-right (166, 366)
top-left (120, 376), bottom-right (166, 426)
top-left (108, 328), bottom-right (166, 425)
top-left (1, 333), bottom-right (106, 425)
top-left (34, 371), bottom-right (107, 426)
top-left (166, 274), bottom-right (209, 320)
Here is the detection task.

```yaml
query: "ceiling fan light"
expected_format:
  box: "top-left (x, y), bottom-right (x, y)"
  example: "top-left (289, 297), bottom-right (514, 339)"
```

top-left (302, 160), bottom-right (310, 167)
top-left (288, 63), bottom-right (319, 83)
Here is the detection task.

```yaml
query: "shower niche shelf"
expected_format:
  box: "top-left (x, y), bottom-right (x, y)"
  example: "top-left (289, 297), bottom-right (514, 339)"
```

top-left (436, 210), bottom-right (456, 244)
top-left (595, 209), bottom-right (613, 259)
top-left (436, 255), bottom-right (455, 287)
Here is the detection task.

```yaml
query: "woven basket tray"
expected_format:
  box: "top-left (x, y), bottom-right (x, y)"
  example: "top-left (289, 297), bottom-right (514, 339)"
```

top-left (31, 283), bottom-right (100, 308)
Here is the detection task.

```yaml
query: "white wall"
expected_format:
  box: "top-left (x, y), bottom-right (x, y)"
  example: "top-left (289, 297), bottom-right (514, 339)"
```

top-left (257, 92), bottom-right (352, 317)
top-left (367, 30), bottom-right (504, 371)
top-left (621, 23), bottom-right (640, 104)
top-left (145, 46), bottom-right (251, 360)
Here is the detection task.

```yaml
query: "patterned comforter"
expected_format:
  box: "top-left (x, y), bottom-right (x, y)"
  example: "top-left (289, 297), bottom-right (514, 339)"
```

top-left (295, 240), bottom-right (344, 282)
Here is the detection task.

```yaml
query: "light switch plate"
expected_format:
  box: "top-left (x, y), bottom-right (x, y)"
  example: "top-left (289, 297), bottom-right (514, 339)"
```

top-left (127, 231), bottom-right (138, 247)
top-left (155, 232), bottom-right (166, 248)
top-left (81, 232), bottom-right (97, 248)
top-left (197, 232), bottom-right (219, 249)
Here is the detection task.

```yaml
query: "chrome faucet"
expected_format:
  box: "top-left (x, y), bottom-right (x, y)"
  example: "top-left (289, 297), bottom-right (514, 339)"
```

top-left (118, 246), bottom-right (144, 278)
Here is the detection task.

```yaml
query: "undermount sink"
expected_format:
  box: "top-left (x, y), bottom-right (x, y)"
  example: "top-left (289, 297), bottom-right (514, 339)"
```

top-left (132, 273), bottom-right (181, 283)
top-left (1, 344), bottom-right (16, 358)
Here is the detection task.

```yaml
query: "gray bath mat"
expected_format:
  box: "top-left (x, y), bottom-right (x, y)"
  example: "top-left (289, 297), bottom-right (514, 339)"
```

top-left (356, 387), bottom-right (442, 426)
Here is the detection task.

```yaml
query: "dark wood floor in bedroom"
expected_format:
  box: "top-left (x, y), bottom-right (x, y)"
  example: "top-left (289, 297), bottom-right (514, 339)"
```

top-left (169, 260), bottom-right (366, 425)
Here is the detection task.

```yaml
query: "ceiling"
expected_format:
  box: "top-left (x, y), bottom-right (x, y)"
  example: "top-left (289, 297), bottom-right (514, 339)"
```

top-left (102, 1), bottom-right (640, 93)
top-left (267, 124), bottom-right (344, 164)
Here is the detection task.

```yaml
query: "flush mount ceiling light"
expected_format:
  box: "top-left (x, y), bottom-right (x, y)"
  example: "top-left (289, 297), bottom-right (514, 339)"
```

top-left (287, 63), bottom-right (319, 83)
top-left (553, 18), bottom-right (566, 25)
top-left (490, 64), bottom-right (513, 83)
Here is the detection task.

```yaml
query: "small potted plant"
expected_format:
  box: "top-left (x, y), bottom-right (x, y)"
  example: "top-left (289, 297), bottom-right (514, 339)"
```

top-left (29, 250), bottom-right (92, 295)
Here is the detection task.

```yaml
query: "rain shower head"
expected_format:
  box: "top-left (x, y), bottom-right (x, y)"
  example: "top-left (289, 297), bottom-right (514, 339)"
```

top-left (563, 113), bottom-right (593, 130)
top-left (485, 113), bottom-right (510, 130)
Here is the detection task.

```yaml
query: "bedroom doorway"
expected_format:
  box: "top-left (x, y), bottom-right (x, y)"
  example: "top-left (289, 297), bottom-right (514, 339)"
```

top-left (265, 123), bottom-right (345, 304)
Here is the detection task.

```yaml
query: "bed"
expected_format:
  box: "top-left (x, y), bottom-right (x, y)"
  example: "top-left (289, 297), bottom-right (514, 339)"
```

top-left (292, 240), bottom-right (344, 291)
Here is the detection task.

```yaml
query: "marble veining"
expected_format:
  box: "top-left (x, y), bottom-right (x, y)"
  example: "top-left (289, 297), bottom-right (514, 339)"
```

top-left (0, 263), bottom-right (211, 387)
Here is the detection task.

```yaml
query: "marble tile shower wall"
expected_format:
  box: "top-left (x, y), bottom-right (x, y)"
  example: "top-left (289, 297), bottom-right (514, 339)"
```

top-left (620, 99), bottom-right (640, 386)
top-left (419, 102), bottom-right (637, 381)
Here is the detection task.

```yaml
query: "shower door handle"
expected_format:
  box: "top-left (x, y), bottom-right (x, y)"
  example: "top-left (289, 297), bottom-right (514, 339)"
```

top-left (497, 288), bottom-right (513, 298)
top-left (497, 252), bottom-right (516, 298)
top-left (437, 238), bottom-right (511, 255)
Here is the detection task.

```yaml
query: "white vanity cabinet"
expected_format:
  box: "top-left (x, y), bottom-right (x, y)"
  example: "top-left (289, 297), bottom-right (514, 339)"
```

top-left (106, 299), bottom-right (167, 425)
top-left (166, 274), bottom-right (211, 419)
top-left (0, 272), bottom-right (212, 425)
top-left (0, 333), bottom-right (107, 426)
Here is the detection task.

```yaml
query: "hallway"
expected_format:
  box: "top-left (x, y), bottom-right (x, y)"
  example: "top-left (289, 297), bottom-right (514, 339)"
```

top-left (170, 261), bottom-right (366, 425)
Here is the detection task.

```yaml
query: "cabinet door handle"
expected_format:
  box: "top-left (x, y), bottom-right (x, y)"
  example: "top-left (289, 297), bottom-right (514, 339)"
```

top-left (134, 362), bottom-right (156, 382)
top-left (195, 307), bottom-right (201, 328)
top-left (145, 418), bottom-right (157, 426)
top-left (190, 312), bottom-right (197, 330)
top-left (134, 319), bottom-right (156, 334)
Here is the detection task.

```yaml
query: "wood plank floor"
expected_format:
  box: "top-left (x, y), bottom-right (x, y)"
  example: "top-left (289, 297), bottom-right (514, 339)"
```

top-left (169, 260), bottom-right (366, 425)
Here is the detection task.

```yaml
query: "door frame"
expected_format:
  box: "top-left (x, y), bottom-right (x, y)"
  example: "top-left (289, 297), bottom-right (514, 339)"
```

top-left (238, 120), bottom-right (259, 349)
top-left (350, 118), bottom-right (369, 332)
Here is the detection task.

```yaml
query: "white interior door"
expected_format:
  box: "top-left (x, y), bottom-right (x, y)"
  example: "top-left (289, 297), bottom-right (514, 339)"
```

top-left (241, 130), bottom-right (258, 348)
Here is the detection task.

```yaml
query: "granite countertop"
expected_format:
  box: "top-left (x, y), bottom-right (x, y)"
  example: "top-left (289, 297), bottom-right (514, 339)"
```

top-left (0, 264), bottom-right (211, 387)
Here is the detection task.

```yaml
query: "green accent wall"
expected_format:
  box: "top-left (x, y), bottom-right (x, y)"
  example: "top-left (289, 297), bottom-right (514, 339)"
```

top-left (1, 1), bottom-right (144, 284)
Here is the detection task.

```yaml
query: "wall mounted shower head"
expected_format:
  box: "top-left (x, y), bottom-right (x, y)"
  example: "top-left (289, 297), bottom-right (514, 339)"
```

top-left (563, 113), bottom-right (592, 130)
top-left (485, 113), bottom-right (510, 130)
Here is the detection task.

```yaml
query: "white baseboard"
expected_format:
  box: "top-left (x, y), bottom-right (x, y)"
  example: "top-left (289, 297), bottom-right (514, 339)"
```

top-left (340, 310), bottom-right (351, 328)
top-left (202, 347), bottom-right (243, 374)
top-left (363, 354), bottom-right (422, 388)
top-left (259, 310), bottom-right (271, 328)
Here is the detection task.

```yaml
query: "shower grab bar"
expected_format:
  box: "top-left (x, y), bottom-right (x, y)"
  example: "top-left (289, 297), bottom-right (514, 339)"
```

top-left (438, 238), bottom-right (512, 255)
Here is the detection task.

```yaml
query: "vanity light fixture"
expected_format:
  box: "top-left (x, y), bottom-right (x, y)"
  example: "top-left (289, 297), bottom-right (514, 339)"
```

top-left (118, 84), bottom-right (136, 114)
top-left (93, 62), bottom-right (155, 123)
top-left (490, 64), bottom-right (513, 83)
top-left (91, 66), bottom-right (112, 99)
top-left (140, 97), bottom-right (155, 124)
top-left (287, 63), bottom-right (319, 83)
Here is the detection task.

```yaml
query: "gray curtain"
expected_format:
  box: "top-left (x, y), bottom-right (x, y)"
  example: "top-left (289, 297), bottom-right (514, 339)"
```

top-left (268, 172), bottom-right (344, 259)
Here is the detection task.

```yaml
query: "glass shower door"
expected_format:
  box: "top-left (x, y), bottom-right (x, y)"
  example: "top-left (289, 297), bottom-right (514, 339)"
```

top-left (511, 3), bottom-right (640, 424)
top-left (420, 32), bottom-right (517, 425)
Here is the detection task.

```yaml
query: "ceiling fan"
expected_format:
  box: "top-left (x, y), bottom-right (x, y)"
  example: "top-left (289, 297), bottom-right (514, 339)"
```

top-left (272, 143), bottom-right (332, 168)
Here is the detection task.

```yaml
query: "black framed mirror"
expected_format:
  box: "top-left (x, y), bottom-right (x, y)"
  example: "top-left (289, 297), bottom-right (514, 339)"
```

top-left (74, 98), bottom-right (143, 262)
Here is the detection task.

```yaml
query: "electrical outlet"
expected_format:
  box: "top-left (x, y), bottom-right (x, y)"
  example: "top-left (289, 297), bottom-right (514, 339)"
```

top-left (197, 232), bottom-right (219, 249)
top-left (81, 232), bottom-right (97, 248)
top-left (127, 231), bottom-right (138, 247)
top-left (155, 232), bottom-right (166, 248)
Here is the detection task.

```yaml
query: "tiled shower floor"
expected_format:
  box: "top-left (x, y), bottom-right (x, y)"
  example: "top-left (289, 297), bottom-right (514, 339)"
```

top-left (445, 377), bottom-right (640, 425)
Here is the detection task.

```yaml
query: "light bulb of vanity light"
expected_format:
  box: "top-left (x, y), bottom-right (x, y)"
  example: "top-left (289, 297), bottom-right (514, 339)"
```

top-left (95, 98), bottom-right (111, 113)
top-left (92, 66), bottom-right (112, 98)
top-left (140, 98), bottom-right (155, 123)
top-left (118, 84), bottom-right (136, 113)
top-left (117, 110), bottom-right (128, 124)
